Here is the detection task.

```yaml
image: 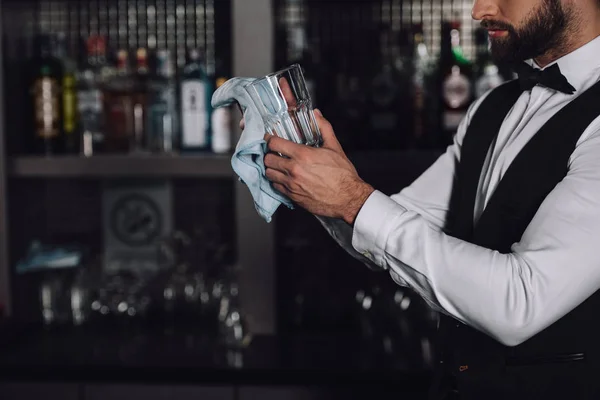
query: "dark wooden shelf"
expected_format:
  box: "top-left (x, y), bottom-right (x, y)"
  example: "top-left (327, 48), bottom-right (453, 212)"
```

top-left (7, 154), bottom-right (234, 178)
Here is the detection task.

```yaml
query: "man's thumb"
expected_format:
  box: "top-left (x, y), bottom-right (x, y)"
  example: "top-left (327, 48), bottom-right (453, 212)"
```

top-left (314, 109), bottom-right (342, 151)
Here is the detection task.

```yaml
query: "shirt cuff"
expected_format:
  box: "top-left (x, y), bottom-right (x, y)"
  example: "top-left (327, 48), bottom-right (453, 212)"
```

top-left (352, 190), bottom-right (407, 267)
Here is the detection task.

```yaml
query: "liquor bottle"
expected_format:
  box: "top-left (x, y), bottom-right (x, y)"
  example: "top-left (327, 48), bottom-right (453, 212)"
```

top-left (367, 27), bottom-right (413, 150)
top-left (31, 34), bottom-right (63, 155)
top-left (131, 47), bottom-right (150, 153)
top-left (411, 24), bottom-right (432, 147)
top-left (368, 28), bottom-right (400, 150)
top-left (288, 25), bottom-right (317, 105)
top-left (473, 27), bottom-right (489, 81)
top-left (438, 21), bottom-right (473, 146)
top-left (211, 75), bottom-right (233, 154)
top-left (180, 49), bottom-right (211, 152)
top-left (473, 27), bottom-right (505, 99)
top-left (302, 50), bottom-right (317, 107)
top-left (147, 49), bottom-right (178, 153)
top-left (335, 57), bottom-right (366, 151)
top-left (205, 60), bottom-right (216, 146)
top-left (103, 49), bottom-right (134, 153)
top-left (78, 35), bottom-right (107, 156)
top-left (396, 28), bottom-right (417, 147)
top-left (55, 33), bottom-right (79, 154)
top-left (103, 48), bottom-right (149, 153)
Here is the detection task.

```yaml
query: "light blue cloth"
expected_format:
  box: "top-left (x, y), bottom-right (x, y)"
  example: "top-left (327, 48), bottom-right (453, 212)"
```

top-left (211, 77), bottom-right (294, 223)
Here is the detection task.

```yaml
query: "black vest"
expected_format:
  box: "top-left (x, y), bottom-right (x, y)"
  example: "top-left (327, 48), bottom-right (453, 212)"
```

top-left (436, 79), bottom-right (600, 400)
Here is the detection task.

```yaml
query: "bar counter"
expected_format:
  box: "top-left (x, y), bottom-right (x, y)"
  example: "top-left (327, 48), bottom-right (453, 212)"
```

top-left (0, 320), bottom-right (433, 399)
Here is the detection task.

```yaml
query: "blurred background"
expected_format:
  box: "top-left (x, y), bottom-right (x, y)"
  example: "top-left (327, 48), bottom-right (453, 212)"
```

top-left (0, 0), bottom-right (512, 399)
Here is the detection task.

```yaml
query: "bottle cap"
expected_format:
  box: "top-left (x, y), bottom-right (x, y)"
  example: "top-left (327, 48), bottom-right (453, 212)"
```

top-left (116, 49), bottom-right (129, 70)
top-left (136, 47), bottom-right (148, 71)
top-left (189, 48), bottom-right (201, 61)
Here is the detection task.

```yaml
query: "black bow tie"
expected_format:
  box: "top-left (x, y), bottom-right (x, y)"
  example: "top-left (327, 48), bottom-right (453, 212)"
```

top-left (515, 62), bottom-right (576, 94)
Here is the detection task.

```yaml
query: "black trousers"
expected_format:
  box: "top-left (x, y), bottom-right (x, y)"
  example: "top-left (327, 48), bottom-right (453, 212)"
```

top-left (427, 361), bottom-right (595, 400)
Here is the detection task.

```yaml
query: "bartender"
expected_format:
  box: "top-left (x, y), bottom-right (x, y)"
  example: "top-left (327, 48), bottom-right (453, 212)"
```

top-left (261, 0), bottom-right (600, 398)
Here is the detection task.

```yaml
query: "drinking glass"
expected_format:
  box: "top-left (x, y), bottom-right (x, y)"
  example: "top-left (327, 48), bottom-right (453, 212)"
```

top-left (245, 64), bottom-right (322, 147)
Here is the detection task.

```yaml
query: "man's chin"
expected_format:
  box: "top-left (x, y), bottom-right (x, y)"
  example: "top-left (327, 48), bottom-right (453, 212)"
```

top-left (489, 50), bottom-right (511, 64)
top-left (489, 42), bottom-right (517, 64)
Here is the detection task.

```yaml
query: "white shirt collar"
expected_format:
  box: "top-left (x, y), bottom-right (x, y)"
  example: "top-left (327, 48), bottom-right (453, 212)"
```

top-left (526, 34), bottom-right (600, 93)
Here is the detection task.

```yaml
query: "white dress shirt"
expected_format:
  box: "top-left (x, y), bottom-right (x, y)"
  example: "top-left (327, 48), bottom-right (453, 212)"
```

top-left (319, 34), bottom-right (600, 347)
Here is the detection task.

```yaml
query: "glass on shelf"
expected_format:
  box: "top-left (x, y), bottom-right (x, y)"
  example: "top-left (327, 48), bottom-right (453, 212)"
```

top-left (70, 268), bottom-right (93, 326)
top-left (162, 263), bottom-right (210, 319)
top-left (89, 269), bottom-right (152, 324)
top-left (40, 275), bottom-right (71, 326)
top-left (27, 223), bottom-right (238, 341)
top-left (218, 280), bottom-right (251, 349)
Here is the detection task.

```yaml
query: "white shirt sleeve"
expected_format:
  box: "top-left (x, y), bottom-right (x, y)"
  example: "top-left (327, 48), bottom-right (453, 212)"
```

top-left (314, 215), bottom-right (384, 272)
top-left (352, 124), bottom-right (600, 347)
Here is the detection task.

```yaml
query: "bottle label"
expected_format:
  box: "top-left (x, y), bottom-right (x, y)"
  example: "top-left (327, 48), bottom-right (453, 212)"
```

top-left (149, 104), bottom-right (168, 132)
top-left (148, 98), bottom-right (176, 152)
top-left (63, 75), bottom-right (77, 134)
top-left (78, 89), bottom-right (102, 113)
top-left (211, 107), bottom-right (232, 153)
top-left (106, 95), bottom-right (133, 140)
top-left (181, 80), bottom-right (207, 148)
top-left (34, 77), bottom-right (60, 138)
top-left (77, 89), bottom-right (103, 141)
top-left (443, 72), bottom-right (471, 109)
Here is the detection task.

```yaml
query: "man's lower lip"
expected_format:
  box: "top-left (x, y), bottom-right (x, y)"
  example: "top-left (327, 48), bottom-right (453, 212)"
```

top-left (488, 30), bottom-right (508, 38)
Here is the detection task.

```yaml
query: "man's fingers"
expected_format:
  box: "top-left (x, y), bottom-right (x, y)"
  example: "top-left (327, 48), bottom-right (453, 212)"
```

top-left (272, 182), bottom-right (290, 197)
top-left (266, 167), bottom-right (293, 197)
top-left (314, 109), bottom-right (342, 152)
top-left (265, 167), bottom-right (290, 188)
top-left (264, 152), bottom-right (293, 173)
top-left (278, 77), bottom-right (297, 108)
top-left (264, 133), bottom-right (302, 159)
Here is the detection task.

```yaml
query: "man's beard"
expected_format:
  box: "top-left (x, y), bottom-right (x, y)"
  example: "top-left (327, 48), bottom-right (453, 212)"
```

top-left (481, 0), bottom-right (572, 64)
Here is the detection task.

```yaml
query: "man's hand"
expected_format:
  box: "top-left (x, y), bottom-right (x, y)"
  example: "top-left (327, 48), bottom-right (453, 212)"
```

top-left (263, 109), bottom-right (375, 225)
